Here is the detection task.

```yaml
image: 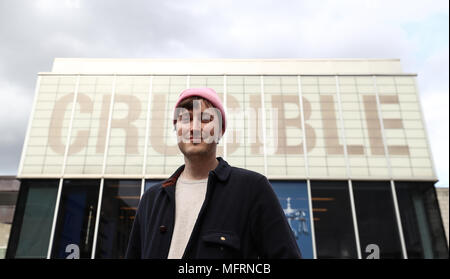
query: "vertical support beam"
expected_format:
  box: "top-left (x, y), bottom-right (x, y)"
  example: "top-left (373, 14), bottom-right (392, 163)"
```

top-left (223, 75), bottom-right (227, 161)
top-left (297, 76), bottom-right (309, 179)
top-left (47, 178), bottom-right (63, 259)
top-left (260, 76), bottom-right (268, 176)
top-left (390, 179), bottom-right (408, 258)
top-left (348, 180), bottom-right (362, 259)
top-left (141, 76), bottom-right (154, 196)
top-left (47, 75), bottom-right (81, 258)
top-left (306, 179), bottom-right (317, 259)
top-left (91, 75), bottom-right (117, 259)
top-left (335, 75), bottom-right (362, 259)
top-left (90, 178), bottom-right (104, 259)
top-left (373, 75), bottom-right (408, 259)
top-left (297, 76), bottom-right (317, 258)
top-left (334, 76), bottom-right (351, 179)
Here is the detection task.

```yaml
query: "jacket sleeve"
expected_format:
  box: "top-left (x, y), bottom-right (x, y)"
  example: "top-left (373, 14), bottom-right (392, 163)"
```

top-left (125, 206), bottom-right (142, 259)
top-left (250, 176), bottom-right (302, 259)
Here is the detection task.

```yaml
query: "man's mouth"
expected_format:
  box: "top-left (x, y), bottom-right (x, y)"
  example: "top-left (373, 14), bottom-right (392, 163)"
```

top-left (189, 136), bottom-right (202, 143)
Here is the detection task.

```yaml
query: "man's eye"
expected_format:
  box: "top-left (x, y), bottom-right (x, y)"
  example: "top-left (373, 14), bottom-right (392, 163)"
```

top-left (178, 114), bottom-right (191, 123)
top-left (201, 114), bottom-right (213, 123)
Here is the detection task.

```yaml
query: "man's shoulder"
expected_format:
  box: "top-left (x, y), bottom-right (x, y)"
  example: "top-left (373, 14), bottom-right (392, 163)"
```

top-left (229, 165), bottom-right (267, 182)
top-left (141, 181), bottom-right (164, 200)
top-left (226, 165), bottom-right (273, 197)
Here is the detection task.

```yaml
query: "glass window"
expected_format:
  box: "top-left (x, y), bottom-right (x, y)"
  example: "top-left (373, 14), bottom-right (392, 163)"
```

top-left (95, 180), bottom-right (141, 259)
top-left (6, 179), bottom-right (59, 258)
top-left (395, 181), bottom-right (448, 258)
top-left (270, 180), bottom-right (313, 258)
top-left (311, 180), bottom-right (358, 258)
top-left (51, 179), bottom-right (100, 259)
top-left (352, 181), bottom-right (403, 258)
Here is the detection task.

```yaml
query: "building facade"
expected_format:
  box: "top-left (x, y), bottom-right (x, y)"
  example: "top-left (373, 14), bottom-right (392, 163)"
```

top-left (6, 58), bottom-right (448, 259)
top-left (436, 188), bottom-right (449, 244)
top-left (0, 176), bottom-right (19, 258)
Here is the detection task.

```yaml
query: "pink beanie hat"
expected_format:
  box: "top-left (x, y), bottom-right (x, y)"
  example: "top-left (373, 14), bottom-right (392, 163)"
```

top-left (173, 88), bottom-right (226, 134)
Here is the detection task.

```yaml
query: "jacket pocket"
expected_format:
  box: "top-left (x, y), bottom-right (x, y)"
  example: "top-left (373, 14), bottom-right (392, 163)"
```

top-left (199, 231), bottom-right (241, 258)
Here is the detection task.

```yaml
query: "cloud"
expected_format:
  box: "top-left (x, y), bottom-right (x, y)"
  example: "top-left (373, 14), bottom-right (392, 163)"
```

top-left (418, 47), bottom-right (449, 187)
top-left (422, 90), bottom-right (449, 187)
top-left (0, 80), bottom-right (33, 174)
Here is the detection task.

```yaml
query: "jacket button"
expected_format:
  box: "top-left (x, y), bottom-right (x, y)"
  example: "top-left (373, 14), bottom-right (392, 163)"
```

top-left (159, 225), bottom-right (167, 233)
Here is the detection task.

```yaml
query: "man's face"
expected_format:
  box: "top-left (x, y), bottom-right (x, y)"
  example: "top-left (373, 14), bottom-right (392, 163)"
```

top-left (175, 98), bottom-right (222, 158)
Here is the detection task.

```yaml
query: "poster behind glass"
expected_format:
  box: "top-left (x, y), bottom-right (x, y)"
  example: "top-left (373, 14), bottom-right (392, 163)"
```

top-left (270, 180), bottom-right (313, 259)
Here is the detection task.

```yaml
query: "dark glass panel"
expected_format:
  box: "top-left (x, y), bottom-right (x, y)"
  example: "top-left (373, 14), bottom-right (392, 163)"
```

top-left (352, 181), bottom-right (403, 259)
top-left (95, 180), bottom-right (141, 259)
top-left (311, 180), bottom-right (358, 258)
top-left (396, 181), bottom-right (448, 259)
top-left (6, 179), bottom-right (59, 258)
top-left (51, 179), bottom-right (100, 259)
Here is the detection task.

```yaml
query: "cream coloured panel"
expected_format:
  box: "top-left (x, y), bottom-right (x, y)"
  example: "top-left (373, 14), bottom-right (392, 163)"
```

top-left (64, 76), bottom-right (113, 175)
top-left (264, 76), bottom-right (305, 177)
top-left (226, 76), bottom-right (264, 171)
top-left (105, 76), bottom-right (150, 175)
top-left (21, 76), bottom-right (77, 175)
top-left (146, 76), bottom-right (186, 175)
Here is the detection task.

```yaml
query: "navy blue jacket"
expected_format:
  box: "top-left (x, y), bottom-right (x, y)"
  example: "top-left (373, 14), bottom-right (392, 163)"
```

top-left (125, 157), bottom-right (302, 259)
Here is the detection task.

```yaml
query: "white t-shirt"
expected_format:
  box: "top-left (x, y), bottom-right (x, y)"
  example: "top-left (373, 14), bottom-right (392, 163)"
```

top-left (167, 175), bottom-right (208, 259)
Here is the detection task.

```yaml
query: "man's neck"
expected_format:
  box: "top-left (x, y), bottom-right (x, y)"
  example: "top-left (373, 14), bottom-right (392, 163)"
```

top-left (182, 155), bottom-right (219, 180)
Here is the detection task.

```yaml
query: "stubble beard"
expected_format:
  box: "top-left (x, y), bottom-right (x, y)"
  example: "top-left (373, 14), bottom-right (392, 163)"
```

top-left (178, 141), bottom-right (217, 160)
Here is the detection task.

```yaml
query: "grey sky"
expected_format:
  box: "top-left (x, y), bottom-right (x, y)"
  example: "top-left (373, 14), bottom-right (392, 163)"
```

top-left (0, 0), bottom-right (448, 186)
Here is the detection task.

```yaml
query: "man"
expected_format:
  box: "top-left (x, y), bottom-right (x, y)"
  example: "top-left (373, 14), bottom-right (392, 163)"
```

top-left (125, 88), bottom-right (301, 259)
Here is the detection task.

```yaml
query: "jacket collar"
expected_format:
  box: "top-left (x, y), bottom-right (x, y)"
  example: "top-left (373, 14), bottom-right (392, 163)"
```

top-left (211, 157), bottom-right (231, 182)
top-left (162, 157), bottom-right (231, 188)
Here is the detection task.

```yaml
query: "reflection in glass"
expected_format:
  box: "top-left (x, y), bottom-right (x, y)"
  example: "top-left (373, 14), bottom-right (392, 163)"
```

top-left (144, 180), bottom-right (162, 192)
top-left (311, 181), bottom-right (357, 258)
top-left (6, 180), bottom-right (58, 258)
top-left (352, 181), bottom-right (403, 259)
top-left (51, 179), bottom-right (100, 259)
top-left (396, 181), bottom-right (448, 258)
top-left (270, 180), bottom-right (313, 259)
top-left (95, 180), bottom-right (141, 259)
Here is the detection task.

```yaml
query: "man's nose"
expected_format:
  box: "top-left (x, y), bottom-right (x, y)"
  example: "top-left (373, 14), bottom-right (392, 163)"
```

top-left (191, 115), bottom-right (201, 131)
top-left (191, 115), bottom-right (202, 141)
